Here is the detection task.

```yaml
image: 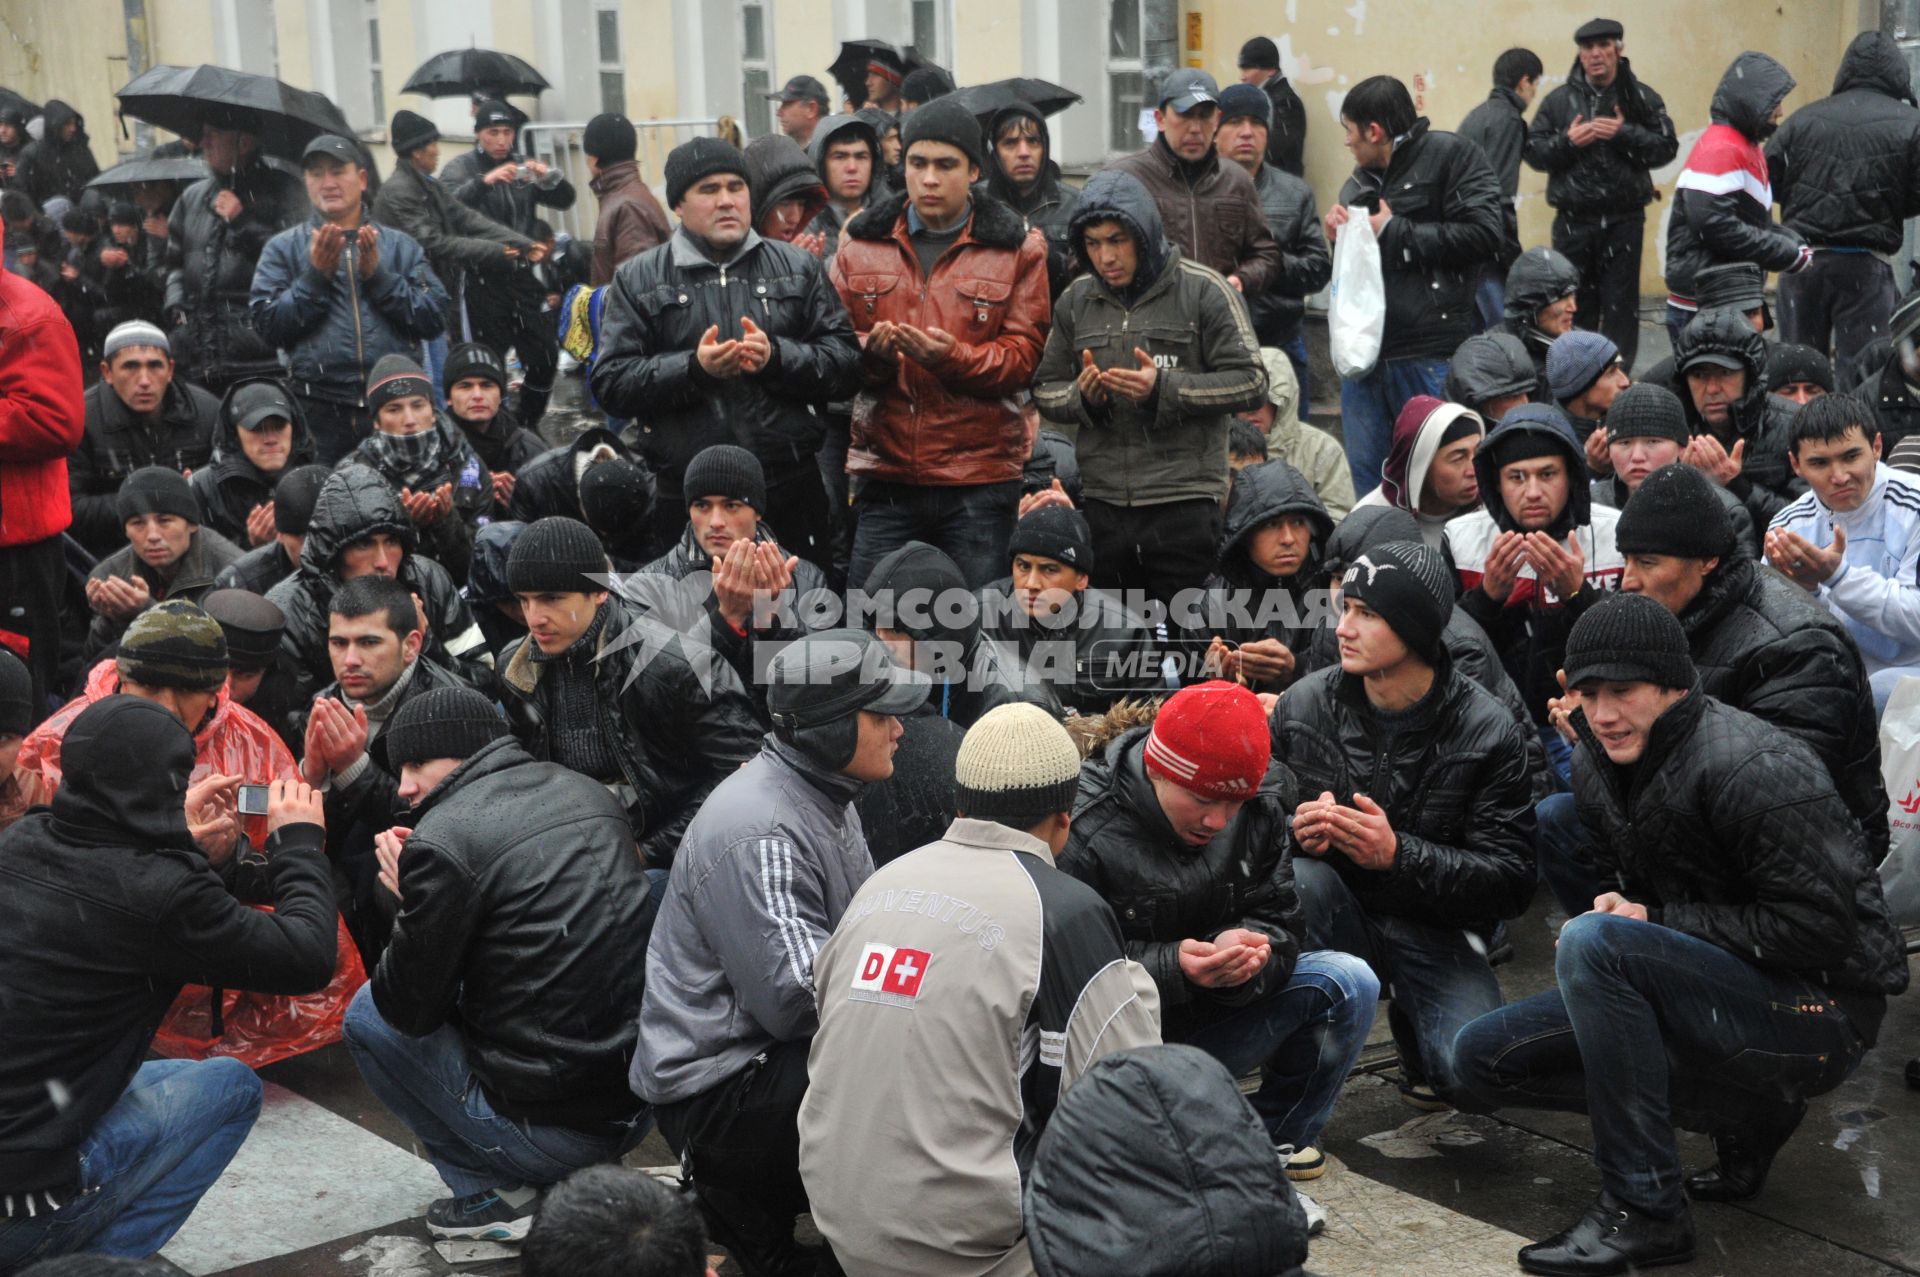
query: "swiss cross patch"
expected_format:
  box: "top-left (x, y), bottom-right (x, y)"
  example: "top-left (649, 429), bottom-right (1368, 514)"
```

top-left (849, 943), bottom-right (931, 1005)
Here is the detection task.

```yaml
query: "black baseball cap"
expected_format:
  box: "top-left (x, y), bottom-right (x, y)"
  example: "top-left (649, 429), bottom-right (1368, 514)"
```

top-left (1158, 69), bottom-right (1219, 114)
top-left (301, 134), bottom-right (364, 168)
top-left (229, 381), bottom-right (296, 432)
top-left (766, 74), bottom-right (830, 107)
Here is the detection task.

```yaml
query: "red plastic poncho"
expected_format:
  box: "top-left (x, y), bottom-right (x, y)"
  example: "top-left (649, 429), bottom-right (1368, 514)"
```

top-left (19, 660), bottom-right (366, 1067)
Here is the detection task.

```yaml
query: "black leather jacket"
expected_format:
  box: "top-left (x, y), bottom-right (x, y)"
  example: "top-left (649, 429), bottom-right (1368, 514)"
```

top-left (497, 596), bottom-right (762, 868)
top-left (1569, 691), bottom-right (1908, 1040)
top-left (165, 159), bottom-right (310, 385)
top-left (371, 736), bottom-right (656, 1127)
top-left (1271, 657), bottom-right (1538, 927)
top-left (978, 577), bottom-right (1162, 715)
top-left (589, 229), bottom-right (861, 484)
top-left (68, 378), bottom-right (221, 555)
top-left (1524, 58), bottom-right (1677, 216)
top-left (189, 377), bottom-right (317, 548)
top-left (1060, 725), bottom-right (1302, 1014)
top-left (1673, 307), bottom-right (1808, 529)
top-left (1680, 554), bottom-right (1889, 861)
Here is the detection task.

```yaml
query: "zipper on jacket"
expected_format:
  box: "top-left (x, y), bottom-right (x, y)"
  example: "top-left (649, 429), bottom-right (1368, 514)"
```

top-left (345, 237), bottom-right (366, 391)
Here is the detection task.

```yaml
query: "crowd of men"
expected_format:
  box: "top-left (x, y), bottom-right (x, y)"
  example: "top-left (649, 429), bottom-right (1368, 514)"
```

top-left (0, 17), bottom-right (1913, 1277)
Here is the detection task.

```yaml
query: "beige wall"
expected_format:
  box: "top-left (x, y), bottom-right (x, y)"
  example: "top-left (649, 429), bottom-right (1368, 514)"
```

top-left (0, 0), bottom-right (139, 166)
top-left (1185, 0), bottom-right (1862, 290)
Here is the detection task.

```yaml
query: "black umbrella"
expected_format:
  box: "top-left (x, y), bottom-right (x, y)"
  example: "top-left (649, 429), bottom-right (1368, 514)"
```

top-left (116, 64), bottom-right (354, 161)
top-left (402, 49), bottom-right (550, 100)
top-left (827, 39), bottom-right (929, 110)
top-left (86, 153), bottom-right (211, 195)
top-left (950, 78), bottom-right (1083, 129)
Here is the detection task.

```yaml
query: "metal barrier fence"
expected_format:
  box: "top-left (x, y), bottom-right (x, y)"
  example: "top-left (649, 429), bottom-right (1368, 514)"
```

top-left (521, 117), bottom-right (723, 241)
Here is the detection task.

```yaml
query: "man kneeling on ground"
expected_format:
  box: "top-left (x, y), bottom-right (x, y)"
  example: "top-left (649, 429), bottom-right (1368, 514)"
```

top-left (343, 686), bottom-right (658, 1242)
top-left (1455, 592), bottom-right (1907, 1276)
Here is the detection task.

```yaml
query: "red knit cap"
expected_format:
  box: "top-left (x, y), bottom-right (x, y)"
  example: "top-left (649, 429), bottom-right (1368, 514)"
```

top-left (1144, 681), bottom-right (1271, 800)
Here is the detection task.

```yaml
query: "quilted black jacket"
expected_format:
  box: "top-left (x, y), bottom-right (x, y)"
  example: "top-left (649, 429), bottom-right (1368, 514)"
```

top-left (1271, 657), bottom-right (1538, 927)
top-left (1524, 57), bottom-right (1677, 216)
top-left (1767, 32), bottom-right (1920, 253)
top-left (1679, 554), bottom-right (1889, 861)
top-left (1060, 726), bottom-right (1302, 1013)
top-left (1569, 691), bottom-right (1908, 1040)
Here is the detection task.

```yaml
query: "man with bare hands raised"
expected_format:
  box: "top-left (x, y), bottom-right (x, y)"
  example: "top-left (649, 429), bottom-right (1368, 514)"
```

top-left (593, 137), bottom-right (860, 567)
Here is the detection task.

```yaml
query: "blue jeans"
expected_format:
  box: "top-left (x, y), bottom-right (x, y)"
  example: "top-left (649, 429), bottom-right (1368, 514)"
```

top-left (849, 478), bottom-right (1022, 592)
top-left (1280, 331), bottom-right (1311, 411)
top-left (1338, 355), bottom-right (1450, 495)
top-left (1293, 855), bottom-right (1503, 1101)
top-left (1665, 303), bottom-right (1694, 351)
top-left (342, 985), bottom-right (646, 1197)
top-left (1169, 951), bottom-right (1379, 1149)
top-left (0, 1058), bottom-right (262, 1267)
top-left (421, 333), bottom-right (451, 409)
top-left (1538, 724), bottom-right (1573, 792)
top-left (1535, 791), bottom-right (1612, 916)
top-left (1453, 912), bottom-right (1867, 1216)
top-left (1472, 266), bottom-right (1506, 334)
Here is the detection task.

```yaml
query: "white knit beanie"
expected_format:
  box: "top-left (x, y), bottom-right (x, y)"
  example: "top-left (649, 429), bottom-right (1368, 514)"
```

top-left (954, 703), bottom-right (1082, 828)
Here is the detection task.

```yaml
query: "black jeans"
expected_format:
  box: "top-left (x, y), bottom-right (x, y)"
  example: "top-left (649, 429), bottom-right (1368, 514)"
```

top-left (849, 478), bottom-right (1021, 592)
top-left (0, 536), bottom-right (65, 721)
top-left (1777, 251), bottom-right (1897, 389)
top-left (1553, 210), bottom-right (1645, 370)
top-left (1082, 496), bottom-right (1222, 618)
top-left (297, 395), bottom-right (371, 468)
top-left (655, 1040), bottom-right (820, 1276)
top-left (467, 271), bottom-right (558, 426)
top-left (1293, 856), bottom-right (1504, 1102)
top-left (1454, 912), bottom-right (1868, 1217)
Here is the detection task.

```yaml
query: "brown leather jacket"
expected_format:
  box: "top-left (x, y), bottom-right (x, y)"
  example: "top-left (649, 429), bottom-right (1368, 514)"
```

top-left (589, 161), bottom-right (672, 287)
top-left (830, 190), bottom-right (1050, 486)
top-left (1105, 139), bottom-right (1281, 296)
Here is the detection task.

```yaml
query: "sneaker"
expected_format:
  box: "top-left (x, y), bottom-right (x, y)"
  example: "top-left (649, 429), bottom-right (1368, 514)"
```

top-left (1283, 1145), bottom-right (1326, 1181)
top-left (1294, 1186), bottom-right (1328, 1237)
top-left (1397, 1077), bottom-right (1452, 1112)
top-left (425, 1185), bottom-right (538, 1240)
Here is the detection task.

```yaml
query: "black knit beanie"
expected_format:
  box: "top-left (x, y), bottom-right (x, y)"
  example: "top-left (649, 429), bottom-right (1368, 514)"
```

top-left (507, 516), bottom-right (609, 594)
top-left (116, 466), bottom-right (200, 525)
top-left (1563, 591), bottom-right (1696, 691)
top-left (1339, 540), bottom-right (1453, 663)
top-left (1616, 463), bottom-right (1733, 561)
top-left (115, 600), bottom-right (229, 691)
top-left (577, 459), bottom-right (657, 540)
top-left (389, 109), bottom-right (439, 156)
top-left (366, 353), bottom-right (433, 414)
top-left (682, 444), bottom-right (766, 511)
top-left (1605, 383), bottom-right (1690, 446)
top-left (901, 96), bottom-right (985, 171)
top-left (273, 464), bottom-right (332, 536)
top-left (1007, 505), bottom-right (1094, 573)
top-left (384, 686), bottom-right (509, 770)
top-left (443, 342), bottom-right (507, 394)
top-left (1766, 343), bottom-right (1835, 394)
top-left (0, 647), bottom-right (31, 737)
top-left (664, 136), bottom-right (748, 209)
top-left (583, 112), bottom-right (637, 163)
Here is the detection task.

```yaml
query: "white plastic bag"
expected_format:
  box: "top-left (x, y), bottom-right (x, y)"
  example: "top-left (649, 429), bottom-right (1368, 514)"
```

top-left (1877, 675), bottom-right (1920, 926)
top-left (1327, 204), bottom-right (1386, 380)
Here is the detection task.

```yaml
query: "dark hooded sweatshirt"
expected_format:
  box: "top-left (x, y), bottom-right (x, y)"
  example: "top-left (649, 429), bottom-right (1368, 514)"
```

top-left (806, 114), bottom-right (883, 264)
top-left (190, 377), bottom-right (318, 547)
top-left (14, 100), bottom-right (98, 208)
top-left (1197, 458), bottom-right (1334, 693)
top-left (1031, 169), bottom-right (1267, 508)
top-left (1767, 31), bottom-right (1920, 253)
top-left (1446, 406), bottom-right (1625, 721)
top-left (0, 696), bottom-right (333, 1203)
top-left (744, 133), bottom-right (828, 237)
top-left (985, 103), bottom-right (1084, 299)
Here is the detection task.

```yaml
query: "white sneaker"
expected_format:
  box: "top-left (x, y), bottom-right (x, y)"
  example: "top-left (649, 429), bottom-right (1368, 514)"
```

top-left (1294, 1186), bottom-right (1327, 1237)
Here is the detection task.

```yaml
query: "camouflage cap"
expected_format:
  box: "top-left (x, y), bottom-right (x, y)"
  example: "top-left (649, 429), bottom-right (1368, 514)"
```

top-left (115, 599), bottom-right (229, 692)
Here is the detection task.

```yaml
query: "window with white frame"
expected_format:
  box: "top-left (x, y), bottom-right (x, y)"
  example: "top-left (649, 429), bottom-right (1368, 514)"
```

top-left (365, 0), bottom-right (385, 132)
top-left (1106, 0), bottom-right (1147, 154)
top-left (595, 0), bottom-right (626, 116)
top-left (741, 0), bottom-right (772, 137)
top-left (910, 0), bottom-right (951, 70)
